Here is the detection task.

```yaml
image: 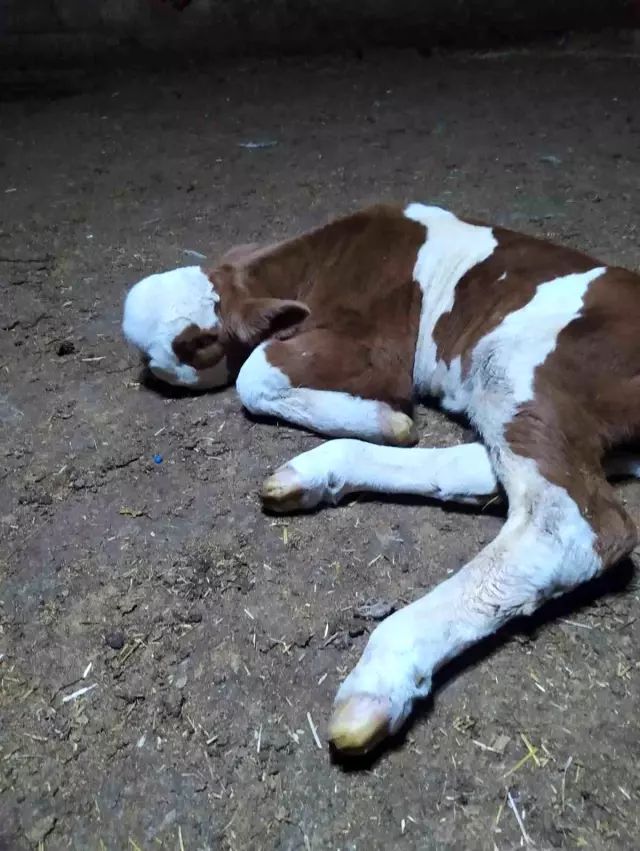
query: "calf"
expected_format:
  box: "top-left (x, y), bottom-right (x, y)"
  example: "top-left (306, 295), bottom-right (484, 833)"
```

top-left (123, 204), bottom-right (640, 755)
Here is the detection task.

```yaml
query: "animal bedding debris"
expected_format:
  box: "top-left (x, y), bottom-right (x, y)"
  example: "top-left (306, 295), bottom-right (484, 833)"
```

top-left (353, 600), bottom-right (396, 621)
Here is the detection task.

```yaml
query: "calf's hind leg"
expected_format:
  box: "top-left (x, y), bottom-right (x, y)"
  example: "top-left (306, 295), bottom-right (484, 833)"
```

top-left (327, 449), bottom-right (637, 754)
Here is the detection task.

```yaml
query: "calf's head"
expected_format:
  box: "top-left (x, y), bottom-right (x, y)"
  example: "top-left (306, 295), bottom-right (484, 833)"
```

top-left (122, 255), bottom-right (309, 389)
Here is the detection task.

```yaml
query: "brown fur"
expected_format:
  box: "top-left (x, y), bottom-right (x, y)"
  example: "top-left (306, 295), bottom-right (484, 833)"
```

top-left (172, 323), bottom-right (224, 370)
top-left (207, 205), bottom-right (425, 410)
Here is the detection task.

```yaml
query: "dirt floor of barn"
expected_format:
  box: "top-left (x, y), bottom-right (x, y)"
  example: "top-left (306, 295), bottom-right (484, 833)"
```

top-left (2, 38), bottom-right (640, 851)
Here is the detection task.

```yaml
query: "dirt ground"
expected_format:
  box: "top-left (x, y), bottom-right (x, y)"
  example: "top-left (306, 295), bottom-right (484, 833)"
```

top-left (2, 39), bottom-right (640, 851)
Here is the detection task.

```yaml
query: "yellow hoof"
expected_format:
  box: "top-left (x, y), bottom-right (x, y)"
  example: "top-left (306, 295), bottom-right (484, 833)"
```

top-left (382, 411), bottom-right (418, 447)
top-left (261, 468), bottom-right (306, 513)
top-left (327, 694), bottom-right (392, 754)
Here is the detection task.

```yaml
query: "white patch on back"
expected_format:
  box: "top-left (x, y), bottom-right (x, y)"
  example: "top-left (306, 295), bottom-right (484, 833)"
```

top-left (404, 203), bottom-right (498, 397)
top-left (122, 266), bottom-right (229, 388)
top-left (466, 266), bottom-right (606, 443)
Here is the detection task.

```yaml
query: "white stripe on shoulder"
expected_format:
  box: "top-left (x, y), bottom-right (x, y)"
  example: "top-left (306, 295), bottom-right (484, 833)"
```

top-left (404, 203), bottom-right (497, 396)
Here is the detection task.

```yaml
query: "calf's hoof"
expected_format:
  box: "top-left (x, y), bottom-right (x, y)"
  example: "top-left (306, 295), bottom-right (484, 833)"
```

top-left (380, 411), bottom-right (418, 447)
top-left (261, 467), bottom-right (308, 513)
top-left (327, 694), bottom-right (392, 755)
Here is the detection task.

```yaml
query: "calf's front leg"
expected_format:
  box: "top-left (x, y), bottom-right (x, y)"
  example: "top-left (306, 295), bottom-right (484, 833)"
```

top-left (263, 440), bottom-right (640, 513)
top-left (235, 336), bottom-right (418, 447)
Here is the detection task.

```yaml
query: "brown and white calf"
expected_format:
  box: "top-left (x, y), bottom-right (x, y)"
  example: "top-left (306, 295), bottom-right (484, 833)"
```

top-left (123, 203), bottom-right (640, 755)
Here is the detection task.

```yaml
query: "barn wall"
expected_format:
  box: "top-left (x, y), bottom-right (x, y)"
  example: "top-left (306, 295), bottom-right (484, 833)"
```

top-left (0, 0), bottom-right (636, 66)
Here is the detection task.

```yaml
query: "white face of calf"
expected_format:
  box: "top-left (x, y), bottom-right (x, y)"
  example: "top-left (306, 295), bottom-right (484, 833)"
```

top-left (122, 266), bottom-right (231, 389)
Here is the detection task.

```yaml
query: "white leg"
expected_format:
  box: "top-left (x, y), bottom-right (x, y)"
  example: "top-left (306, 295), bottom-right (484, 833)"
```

top-left (261, 440), bottom-right (498, 512)
top-left (327, 456), bottom-right (605, 753)
top-left (235, 345), bottom-right (417, 446)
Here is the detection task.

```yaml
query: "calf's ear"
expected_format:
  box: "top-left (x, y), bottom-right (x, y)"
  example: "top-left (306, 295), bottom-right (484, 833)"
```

top-left (227, 297), bottom-right (310, 346)
top-left (172, 324), bottom-right (224, 369)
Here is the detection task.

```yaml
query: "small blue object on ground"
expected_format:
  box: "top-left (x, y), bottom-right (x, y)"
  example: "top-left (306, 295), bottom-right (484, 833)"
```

top-left (153, 455), bottom-right (163, 464)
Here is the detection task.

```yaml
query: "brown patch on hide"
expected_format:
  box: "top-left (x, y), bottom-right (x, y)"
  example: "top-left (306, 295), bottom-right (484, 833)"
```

top-left (208, 205), bottom-right (425, 406)
top-left (172, 323), bottom-right (224, 370)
